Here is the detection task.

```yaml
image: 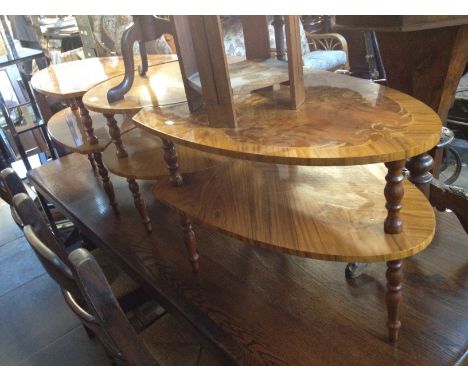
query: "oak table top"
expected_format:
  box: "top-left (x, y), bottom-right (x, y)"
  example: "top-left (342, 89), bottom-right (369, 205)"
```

top-left (47, 107), bottom-right (133, 154)
top-left (31, 54), bottom-right (178, 99)
top-left (102, 127), bottom-right (224, 180)
top-left (153, 160), bottom-right (435, 262)
top-left (27, 153), bottom-right (468, 365)
top-left (82, 60), bottom-right (187, 114)
top-left (134, 69), bottom-right (442, 166)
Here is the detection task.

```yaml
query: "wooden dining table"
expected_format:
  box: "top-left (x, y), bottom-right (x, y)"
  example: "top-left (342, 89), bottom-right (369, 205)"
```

top-left (26, 152), bottom-right (468, 365)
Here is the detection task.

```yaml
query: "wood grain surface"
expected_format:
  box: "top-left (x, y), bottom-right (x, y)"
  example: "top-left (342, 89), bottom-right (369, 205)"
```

top-left (102, 127), bottom-right (224, 180)
top-left (134, 69), bottom-right (441, 166)
top-left (154, 160), bottom-right (435, 262)
top-left (31, 55), bottom-right (177, 99)
top-left (27, 153), bottom-right (468, 365)
top-left (188, 58), bottom-right (291, 96)
top-left (47, 107), bottom-right (134, 154)
top-left (82, 61), bottom-right (187, 114)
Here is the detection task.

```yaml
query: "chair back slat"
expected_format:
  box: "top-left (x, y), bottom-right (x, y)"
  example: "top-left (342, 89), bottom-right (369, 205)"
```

top-left (69, 248), bottom-right (157, 366)
top-left (13, 193), bottom-right (80, 297)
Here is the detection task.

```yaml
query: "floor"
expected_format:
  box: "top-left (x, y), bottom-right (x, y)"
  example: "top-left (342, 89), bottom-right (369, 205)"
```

top-left (0, 198), bottom-right (112, 365)
top-left (0, 197), bottom-right (214, 366)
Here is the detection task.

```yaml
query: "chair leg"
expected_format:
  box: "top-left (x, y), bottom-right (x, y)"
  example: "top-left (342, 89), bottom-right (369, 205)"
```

top-left (87, 153), bottom-right (97, 172)
top-left (94, 152), bottom-right (118, 214)
top-left (385, 260), bottom-right (403, 342)
top-left (180, 214), bottom-right (200, 275)
top-left (127, 178), bottom-right (152, 233)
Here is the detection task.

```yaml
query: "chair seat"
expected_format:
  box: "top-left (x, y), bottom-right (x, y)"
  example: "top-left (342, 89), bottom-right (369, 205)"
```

top-left (91, 248), bottom-right (139, 299)
top-left (140, 314), bottom-right (221, 365)
top-left (303, 50), bottom-right (347, 71)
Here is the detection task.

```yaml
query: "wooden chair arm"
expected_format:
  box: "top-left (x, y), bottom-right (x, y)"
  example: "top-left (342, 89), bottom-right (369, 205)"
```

top-left (69, 248), bottom-right (157, 365)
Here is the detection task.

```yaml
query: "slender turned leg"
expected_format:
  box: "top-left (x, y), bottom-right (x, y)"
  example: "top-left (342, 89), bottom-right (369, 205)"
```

top-left (162, 138), bottom-right (183, 186)
top-left (127, 178), bottom-right (152, 233)
top-left (180, 214), bottom-right (200, 275)
top-left (386, 260), bottom-right (403, 342)
top-left (76, 97), bottom-right (98, 145)
top-left (104, 113), bottom-right (128, 158)
top-left (406, 152), bottom-right (433, 200)
top-left (87, 153), bottom-right (97, 172)
top-left (384, 160), bottom-right (405, 234)
top-left (94, 152), bottom-right (118, 214)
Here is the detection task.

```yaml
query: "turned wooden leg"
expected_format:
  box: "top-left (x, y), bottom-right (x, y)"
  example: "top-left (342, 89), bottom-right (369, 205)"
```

top-left (87, 153), bottom-right (97, 172)
top-left (180, 214), bottom-right (200, 275)
top-left (104, 113), bottom-right (128, 158)
top-left (76, 97), bottom-right (98, 145)
top-left (94, 152), bottom-right (118, 214)
top-left (386, 260), bottom-right (403, 342)
top-left (406, 152), bottom-right (433, 200)
top-left (162, 138), bottom-right (183, 186)
top-left (127, 178), bottom-right (152, 233)
top-left (384, 160), bottom-right (405, 234)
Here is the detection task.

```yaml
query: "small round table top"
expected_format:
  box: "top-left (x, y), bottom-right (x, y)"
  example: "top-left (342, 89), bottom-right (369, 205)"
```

top-left (154, 160), bottom-right (436, 262)
top-left (47, 107), bottom-right (133, 154)
top-left (31, 54), bottom-right (177, 99)
top-left (83, 61), bottom-right (187, 114)
top-left (102, 127), bottom-right (224, 180)
top-left (134, 70), bottom-right (442, 166)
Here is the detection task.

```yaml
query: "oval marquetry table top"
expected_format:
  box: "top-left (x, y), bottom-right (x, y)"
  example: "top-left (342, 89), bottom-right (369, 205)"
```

top-left (83, 61), bottom-right (187, 114)
top-left (154, 160), bottom-right (435, 262)
top-left (31, 55), bottom-right (177, 99)
top-left (47, 107), bottom-right (133, 154)
top-left (102, 127), bottom-right (224, 180)
top-left (134, 70), bottom-right (442, 166)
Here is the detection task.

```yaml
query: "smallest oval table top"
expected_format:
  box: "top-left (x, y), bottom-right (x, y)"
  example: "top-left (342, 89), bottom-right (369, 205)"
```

top-left (83, 60), bottom-right (187, 114)
top-left (134, 70), bottom-right (442, 166)
top-left (31, 54), bottom-right (177, 99)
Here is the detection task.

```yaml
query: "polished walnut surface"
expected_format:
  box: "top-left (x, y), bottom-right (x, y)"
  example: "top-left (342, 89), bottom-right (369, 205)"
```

top-left (31, 55), bottom-right (178, 99)
top-left (27, 153), bottom-right (468, 365)
top-left (83, 61), bottom-right (187, 114)
top-left (154, 160), bottom-right (435, 262)
top-left (134, 70), bottom-right (441, 166)
top-left (47, 107), bottom-right (133, 154)
top-left (102, 127), bottom-right (224, 180)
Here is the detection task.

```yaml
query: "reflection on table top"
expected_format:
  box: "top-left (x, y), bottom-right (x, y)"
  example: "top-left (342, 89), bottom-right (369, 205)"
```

top-left (134, 69), bottom-right (442, 166)
top-left (31, 54), bottom-right (178, 99)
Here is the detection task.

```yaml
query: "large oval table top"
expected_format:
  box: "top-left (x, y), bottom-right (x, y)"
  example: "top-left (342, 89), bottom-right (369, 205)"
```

top-left (31, 54), bottom-right (177, 99)
top-left (134, 69), bottom-right (442, 166)
top-left (154, 160), bottom-right (436, 262)
top-left (82, 60), bottom-right (187, 114)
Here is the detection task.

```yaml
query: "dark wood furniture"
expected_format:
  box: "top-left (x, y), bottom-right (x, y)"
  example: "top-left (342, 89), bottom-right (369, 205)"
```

top-left (334, 16), bottom-right (468, 234)
top-left (27, 153), bottom-right (468, 365)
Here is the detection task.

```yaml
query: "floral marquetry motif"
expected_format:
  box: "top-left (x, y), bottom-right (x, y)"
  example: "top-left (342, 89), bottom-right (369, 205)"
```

top-left (133, 70), bottom-right (441, 166)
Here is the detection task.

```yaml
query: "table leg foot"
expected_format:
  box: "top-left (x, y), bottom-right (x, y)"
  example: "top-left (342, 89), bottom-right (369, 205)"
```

top-left (345, 262), bottom-right (368, 279)
top-left (384, 160), bottom-right (405, 234)
top-left (162, 138), bottom-right (183, 186)
top-left (127, 178), bottom-right (152, 233)
top-left (386, 260), bottom-right (402, 343)
top-left (94, 152), bottom-right (118, 214)
top-left (104, 113), bottom-right (128, 158)
top-left (180, 214), bottom-right (200, 275)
